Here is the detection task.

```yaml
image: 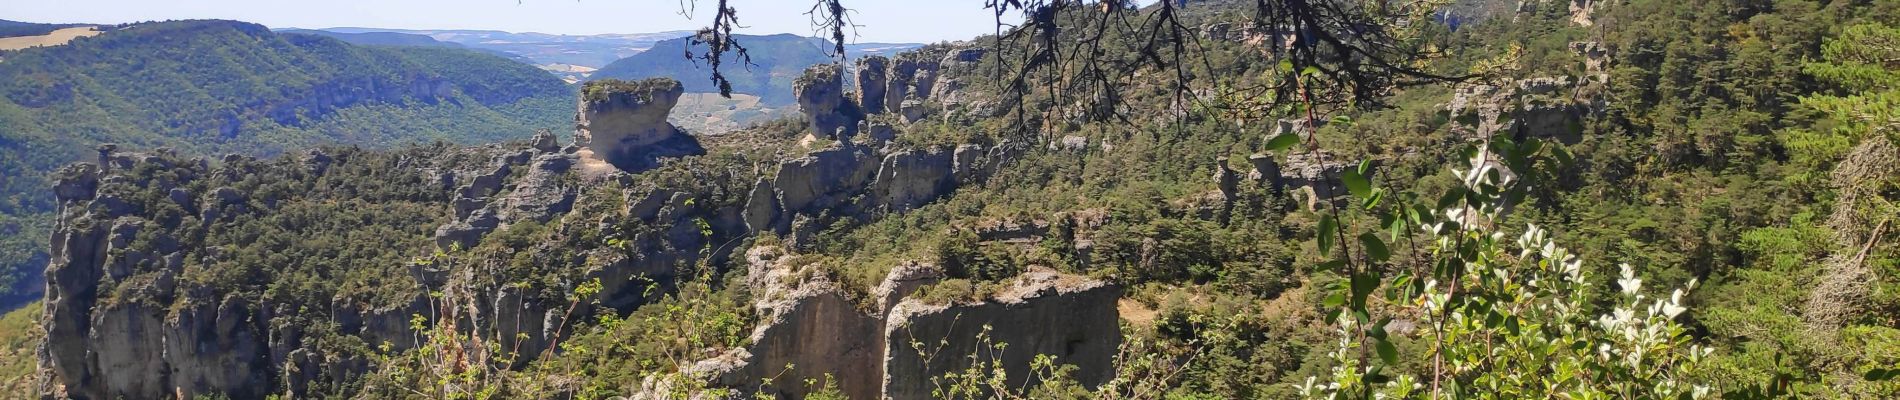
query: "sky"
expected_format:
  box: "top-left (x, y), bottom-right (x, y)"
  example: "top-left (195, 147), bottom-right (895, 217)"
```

top-left (0, 0), bottom-right (1020, 44)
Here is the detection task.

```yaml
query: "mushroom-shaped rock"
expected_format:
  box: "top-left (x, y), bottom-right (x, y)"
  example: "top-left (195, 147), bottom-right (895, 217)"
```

top-left (576, 78), bottom-right (704, 172)
top-left (794, 64), bottom-right (861, 138)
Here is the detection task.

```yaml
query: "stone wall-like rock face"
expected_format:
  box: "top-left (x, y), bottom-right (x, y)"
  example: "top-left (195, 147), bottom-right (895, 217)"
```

top-left (882, 271), bottom-right (1124, 399)
top-left (40, 156), bottom-right (282, 400)
top-left (1447, 75), bottom-right (1605, 145)
top-left (706, 247), bottom-right (885, 400)
top-left (885, 54), bottom-right (942, 115)
top-left (773, 146), bottom-right (880, 216)
top-left (690, 249), bottom-right (1121, 400)
top-left (855, 56), bottom-right (890, 115)
top-left (871, 147), bottom-right (956, 212)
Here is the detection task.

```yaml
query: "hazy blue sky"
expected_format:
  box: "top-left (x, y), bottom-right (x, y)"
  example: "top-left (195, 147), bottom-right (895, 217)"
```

top-left (1, 0), bottom-right (1022, 43)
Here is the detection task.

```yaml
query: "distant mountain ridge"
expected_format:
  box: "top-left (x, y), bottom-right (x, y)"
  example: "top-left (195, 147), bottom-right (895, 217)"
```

top-left (300, 27), bottom-right (697, 69)
top-left (590, 33), bottom-right (922, 105)
top-left (275, 28), bottom-right (538, 63)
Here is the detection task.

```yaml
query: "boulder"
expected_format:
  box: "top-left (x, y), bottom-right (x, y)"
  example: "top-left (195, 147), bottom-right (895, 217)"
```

top-left (742, 178), bottom-right (785, 234)
top-left (1050, 135), bottom-right (1089, 152)
top-left (899, 99), bottom-right (927, 124)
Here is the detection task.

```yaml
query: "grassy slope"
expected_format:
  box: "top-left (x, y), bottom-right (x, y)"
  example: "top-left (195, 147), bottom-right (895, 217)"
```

top-left (0, 302), bottom-right (42, 395)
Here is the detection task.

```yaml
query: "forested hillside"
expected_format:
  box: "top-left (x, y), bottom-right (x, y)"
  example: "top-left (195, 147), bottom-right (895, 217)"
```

top-left (14, 0), bottom-right (1900, 399)
top-left (0, 19), bottom-right (573, 306)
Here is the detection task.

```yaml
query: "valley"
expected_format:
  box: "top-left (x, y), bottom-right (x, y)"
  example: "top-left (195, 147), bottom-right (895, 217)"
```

top-left (3, 0), bottom-right (1899, 399)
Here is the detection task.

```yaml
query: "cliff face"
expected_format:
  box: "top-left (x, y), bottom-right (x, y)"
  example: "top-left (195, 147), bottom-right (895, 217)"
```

top-left (882, 271), bottom-right (1123, 399)
top-left (690, 248), bottom-right (1123, 400)
top-left (39, 154), bottom-right (279, 400)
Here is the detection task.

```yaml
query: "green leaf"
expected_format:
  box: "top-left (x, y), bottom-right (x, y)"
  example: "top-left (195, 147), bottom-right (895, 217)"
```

top-left (1278, 59), bottom-right (1294, 73)
top-left (1330, 114), bottom-right (1353, 127)
top-left (1359, 233), bottom-right (1391, 262)
top-left (1343, 168), bottom-right (1371, 198)
top-left (1375, 337), bottom-right (1398, 365)
top-left (1265, 133), bottom-right (1301, 151)
top-left (1301, 66), bottom-right (1320, 76)
top-left (1351, 272), bottom-right (1379, 307)
top-left (1318, 215), bottom-right (1337, 256)
top-left (1322, 290), bottom-right (1347, 308)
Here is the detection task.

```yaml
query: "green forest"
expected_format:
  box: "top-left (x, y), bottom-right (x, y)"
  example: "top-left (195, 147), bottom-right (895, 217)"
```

top-left (0, 19), bottom-right (573, 305)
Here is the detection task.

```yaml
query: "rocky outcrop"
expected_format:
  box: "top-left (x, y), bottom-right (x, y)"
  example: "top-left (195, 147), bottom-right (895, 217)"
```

top-left (1447, 76), bottom-right (1603, 144)
top-left (795, 64), bottom-right (863, 138)
top-left (885, 52), bottom-right (943, 114)
top-left (700, 247), bottom-right (885, 399)
top-left (40, 156), bottom-right (278, 400)
top-left (1570, 41), bottom-right (1609, 76)
top-left (855, 56), bottom-right (890, 115)
top-left (1275, 152), bottom-right (1367, 210)
top-left (1569, 0), bottom-right (1599, 27)
top-left (691, 249), bottom-right (1121, 399)
top-left (773, 146), bottom-right (880, 216)
top-left (871, 148), bottom-right (956, 211)
top-left (576, 78), bottom-right (705, 172)
top-left (882, 270), bottom-right (1124, 399)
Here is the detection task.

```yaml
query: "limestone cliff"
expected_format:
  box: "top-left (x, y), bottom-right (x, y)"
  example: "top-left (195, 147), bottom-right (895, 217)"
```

top-left (685, 247), bottom-right (1123, 400)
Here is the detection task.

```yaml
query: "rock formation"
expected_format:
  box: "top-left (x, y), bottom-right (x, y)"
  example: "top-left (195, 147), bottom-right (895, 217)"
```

top-left (855, 56), bottom-right (890, 115)
top-left (871, 147), bottom-right (956, 211)
top-left (576, 78), bottom-right (705, 172)
top-left (885, 52), bottom-right (943, 114)
top-left (883, 270), bottom-right (1124, 399)
top-left (795, 64), bottom-right (863, 138)
top-left (1447, 76), bottom-right (1604, 144)
top-left (687, 248), bottom-right (1123, 399)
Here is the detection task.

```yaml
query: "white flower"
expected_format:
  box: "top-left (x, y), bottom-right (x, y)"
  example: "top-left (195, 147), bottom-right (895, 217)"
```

top-left (1662, 289), bottom-right (1688, 318)
top-left (1617, 264), bottom-right (1642, 296)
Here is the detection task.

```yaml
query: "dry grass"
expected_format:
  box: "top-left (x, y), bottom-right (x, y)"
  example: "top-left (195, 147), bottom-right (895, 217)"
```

top-left (0, 26), bottom-right (101, 51)
top-left (0, 302), bottom-right (43, 396)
